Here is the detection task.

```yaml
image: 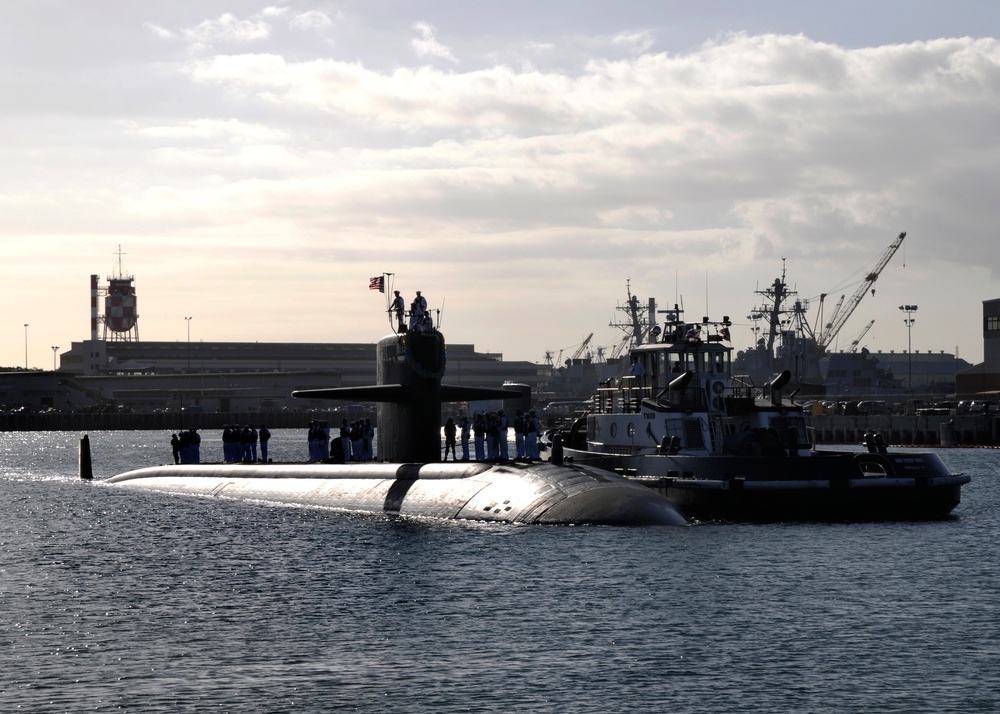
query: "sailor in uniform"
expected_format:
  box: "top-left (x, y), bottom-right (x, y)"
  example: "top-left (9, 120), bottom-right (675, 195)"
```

top-left (391, 291), bottom-right (406, 332)
top-left (497, 409), bottom-right (509, 460)
top-left (460, 416), bottom-right (471, 461)
top-left (351, 421), bottom-right (363, 461)
top-left (473, 413), bottom-right (486, 461)
top-left (340, 418), bottom-right (352, 461)
top-left (363, 418), bottom-right (375, 460)
top-left (259, 424), bottom-right (270, 463)
top-left (525, 410), bottom-right (541, 460)
top-left (514, 409), bottom-right (526, 459)
top-left (409, 290), bottom-right (428, 331)
top-left (247, 424), bottom-right (258, 463)
top-left (443, 418), bottom-right (458, 461)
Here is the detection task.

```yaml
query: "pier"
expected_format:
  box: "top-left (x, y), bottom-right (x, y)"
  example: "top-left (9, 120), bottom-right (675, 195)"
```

top-left (806, 413), bottom-right (1000, 447)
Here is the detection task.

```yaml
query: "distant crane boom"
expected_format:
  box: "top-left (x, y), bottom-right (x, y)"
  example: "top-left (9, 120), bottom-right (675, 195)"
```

top-left (816, 231), bottom-right (905, 354)
top-left (570, 333), bottom-right (594, 362)
top-left (849, 319), bottom-right (875, 352)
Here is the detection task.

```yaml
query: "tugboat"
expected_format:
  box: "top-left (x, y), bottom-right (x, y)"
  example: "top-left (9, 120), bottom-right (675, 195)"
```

top-left (549, 301), bottom-right (970, 522)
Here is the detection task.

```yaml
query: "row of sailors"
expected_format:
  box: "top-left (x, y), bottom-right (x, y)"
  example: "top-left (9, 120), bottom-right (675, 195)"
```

top-left (171, 428), bottom-right (202, 464)
top-left (308, 419), bottom-right (376, 462)
top-left (443, 409), bottom-right (542, 462)
top-left (171, 410), bottom-right (541, 465)
top-left (222, 424), bottom-right (271, 463)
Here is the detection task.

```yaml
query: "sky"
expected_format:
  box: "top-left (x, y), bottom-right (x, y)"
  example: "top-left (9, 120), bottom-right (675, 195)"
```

top-left (3, 1), bottom-right (1000, 371)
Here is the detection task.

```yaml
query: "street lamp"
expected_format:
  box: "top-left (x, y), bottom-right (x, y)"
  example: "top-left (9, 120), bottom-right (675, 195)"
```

top-left (52, 346), bottom-right (59, 371)
top-left (899, 304), bottom-right (918, 393)
top-left (185, 316), bottom-right (193, 371)
top-left (23, 324), bottom-right (29, 370)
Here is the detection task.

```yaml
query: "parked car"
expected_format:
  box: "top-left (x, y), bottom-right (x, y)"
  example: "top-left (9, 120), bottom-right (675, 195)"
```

top-left (856, 400), bottom-right (888, 415)
top-left (966, 400), bottom-right (997, 414)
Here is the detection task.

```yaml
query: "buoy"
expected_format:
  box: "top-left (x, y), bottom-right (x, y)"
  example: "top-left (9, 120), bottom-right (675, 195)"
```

top-left (79, 434), bottom-right (93, 481)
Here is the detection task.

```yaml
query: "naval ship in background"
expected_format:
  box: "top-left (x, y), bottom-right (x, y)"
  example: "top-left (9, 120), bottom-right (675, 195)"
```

top-left (542, 231), bottom-right (909, 412)
top-left (538, 282), bottom-right (662, 423)
top-left (734, 231), bottom-right (907, 397)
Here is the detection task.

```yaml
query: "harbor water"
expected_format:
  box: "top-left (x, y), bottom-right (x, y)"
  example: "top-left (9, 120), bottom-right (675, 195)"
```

top-left (2, 430), bottom-right (998, 713)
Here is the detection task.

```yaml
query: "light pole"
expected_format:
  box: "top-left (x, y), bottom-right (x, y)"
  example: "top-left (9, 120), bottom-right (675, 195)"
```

top-left (899, 304), bottom-right (918, 393)
top-left (185, 316), bottom-right (193, 372)
top-left (23, 324), bottom-right (29, 369)
top-left (51, 346), bottom-right (59, 371)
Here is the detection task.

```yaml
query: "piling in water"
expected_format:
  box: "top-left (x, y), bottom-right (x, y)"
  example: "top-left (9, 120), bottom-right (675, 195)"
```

top-left (79, 434), bottom-right (93, 481)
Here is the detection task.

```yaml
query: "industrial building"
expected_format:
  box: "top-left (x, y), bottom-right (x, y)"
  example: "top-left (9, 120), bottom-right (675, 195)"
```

top-left (1, 267), bottom-right (548, 421)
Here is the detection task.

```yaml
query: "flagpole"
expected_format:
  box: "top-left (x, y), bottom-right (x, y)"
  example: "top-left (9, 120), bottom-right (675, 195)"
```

top-left (384, 273), bottom-right (393, 330)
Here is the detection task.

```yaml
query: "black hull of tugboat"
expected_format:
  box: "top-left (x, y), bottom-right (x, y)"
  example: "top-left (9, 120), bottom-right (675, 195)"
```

top-left (649, 475), bottom-right (967, 522)
top-left (561, 448), bottom-right (970, 522)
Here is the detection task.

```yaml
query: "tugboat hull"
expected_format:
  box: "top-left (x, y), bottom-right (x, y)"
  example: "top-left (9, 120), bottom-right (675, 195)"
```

top-left (561, 448), bottom-right (969, 522)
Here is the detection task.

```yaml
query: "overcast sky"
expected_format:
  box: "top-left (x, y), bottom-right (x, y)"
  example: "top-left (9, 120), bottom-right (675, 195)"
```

top-left (3, 1), bottom-right (999, 372)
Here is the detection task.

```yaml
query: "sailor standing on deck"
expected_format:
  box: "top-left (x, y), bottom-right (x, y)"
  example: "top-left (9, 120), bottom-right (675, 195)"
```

top-left (525, 410), bottom-right (541, 461)
top-left (340, 418), bottom-right (352, 462)
top-left (391, 291), bottom-right (406, 332)
top-left (248, 424), bottom-right (258, 463)
top-left (351, 421), bottom-right (363, 461)
top-left (444, 418), bottom-right (458, 461)
top-left (473, 413), bottom-right (486, 461)
top-left (514, 409), bottom-right (526, 459)
top-left (486, 413), bottom-right (499, 461)
top-left (460, 416), bottom-right (471, 461)
top-left (363, 418), bottom-right (375, 460)
top-left (409, 290), bottom-right (427, 331)
top-left (307, 420), bottom-right (318, 461)
top-left (259, 424), bottom-right (270, 463)
top-left (497, 409), bottom-right (509, 460)
top-left (190, 428), bottom-right (201, 463)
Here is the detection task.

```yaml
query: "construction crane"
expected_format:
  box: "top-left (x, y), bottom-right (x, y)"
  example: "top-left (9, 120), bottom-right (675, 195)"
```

top-left (816, 294), bottom-right (844, 345)
top-left (570, 333), bottom-right (594, 362)
top-left (813, 231), bottom-right (906, 355)
top-left (609, 333), bottom-right (632, 360)
top-left (848, 319), bottom-right (875, 352)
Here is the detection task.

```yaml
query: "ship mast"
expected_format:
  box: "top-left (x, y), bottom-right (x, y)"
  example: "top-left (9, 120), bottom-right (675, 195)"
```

top-left (609, 280), bottom-right (652, 358)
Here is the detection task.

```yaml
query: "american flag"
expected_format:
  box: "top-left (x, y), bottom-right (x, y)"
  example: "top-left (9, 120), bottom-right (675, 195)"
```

top-left (369, 275), bottom-right (385, 293)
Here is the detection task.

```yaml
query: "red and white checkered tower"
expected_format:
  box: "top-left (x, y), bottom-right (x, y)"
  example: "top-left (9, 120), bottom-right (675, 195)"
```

top-left (101, 246), bottom-right (139, 342)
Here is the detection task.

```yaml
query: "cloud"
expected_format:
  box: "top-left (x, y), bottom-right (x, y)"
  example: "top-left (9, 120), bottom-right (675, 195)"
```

top-left (608, 30), bottom-right (656, 55)
top-left (143, 22), bottom-right (175, 40)
top-left (411, 21), bottom-right (458, 64)
top-left (122, 118), bottom-right (289, 144)
top-left (290, 10), bottom-right (337, 32)
top-left (163, 33), bottom-right (1000, 300)
top-left (183, 13), bottom-right (271, 49)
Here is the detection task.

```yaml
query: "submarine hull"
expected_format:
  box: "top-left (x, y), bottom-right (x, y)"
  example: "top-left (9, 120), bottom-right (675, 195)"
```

top-left (106, 461), bottom-right (686, 526)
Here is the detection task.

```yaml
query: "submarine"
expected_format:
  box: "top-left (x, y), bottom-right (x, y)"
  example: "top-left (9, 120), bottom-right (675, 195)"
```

top-left (105, 326), bottom-right (686, 526)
